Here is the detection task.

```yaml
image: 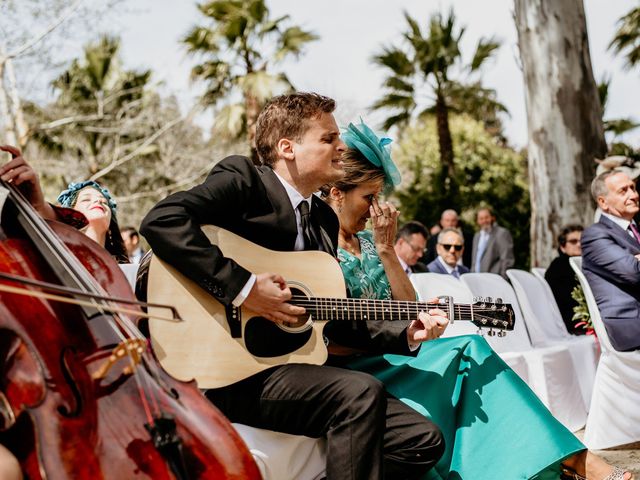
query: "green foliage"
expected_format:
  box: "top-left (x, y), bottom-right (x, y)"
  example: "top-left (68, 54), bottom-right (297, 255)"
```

top-left (371, 9), bottom-right (504, 134)
top-left (609, 6), bottom-right (640, 70)
top-left (392, 114), bottom-right (530, 267)
top-left (184, 0), bottom-right (318, 156)
top-left (571, 284), bottom-right (594, 334)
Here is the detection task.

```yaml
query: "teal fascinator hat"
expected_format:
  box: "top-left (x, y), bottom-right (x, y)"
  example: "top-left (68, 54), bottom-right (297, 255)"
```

top-left (341, 120), bottom-right (401, 193)
top-left (57, 180), bottom-right (117, 218)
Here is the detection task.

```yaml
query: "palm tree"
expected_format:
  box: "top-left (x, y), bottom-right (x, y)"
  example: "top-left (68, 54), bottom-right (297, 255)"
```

top-left (598, 76), bottom-right (639, 140)
top-left (183, 0), bottom-right (318, 163)
top-left (609, 6), bottom-right (640, 69)
top-left (31, 35), bottom-right (151, 177)
top-left (371, 10), bottom-right (505, 201)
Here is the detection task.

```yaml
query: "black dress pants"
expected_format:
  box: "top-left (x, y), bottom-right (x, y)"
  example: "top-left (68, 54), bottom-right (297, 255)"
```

top-left (206, 363), bottom-right (444, 480)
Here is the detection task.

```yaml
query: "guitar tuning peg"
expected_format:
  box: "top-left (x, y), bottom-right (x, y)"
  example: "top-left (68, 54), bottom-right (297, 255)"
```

top-left (497, 330), bottom-right (507, 337)
top-left (473, 296), bottom-right (481, 303)
top-left (487, 328), bottom-right (496, 336)
top-left (495, 298), bottom-right (503, 304)
top-left (484, 296), bottom-right (493, 304)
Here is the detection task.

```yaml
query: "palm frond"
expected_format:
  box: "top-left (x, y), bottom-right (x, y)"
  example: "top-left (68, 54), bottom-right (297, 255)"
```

top-left (470, 37), bottom-right (500, 71)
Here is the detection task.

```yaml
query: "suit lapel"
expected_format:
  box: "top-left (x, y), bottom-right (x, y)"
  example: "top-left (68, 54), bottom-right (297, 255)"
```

top-left (600, 215), bottom-right (640, 251)
top-left (258, 166), bottom-right (298, 248)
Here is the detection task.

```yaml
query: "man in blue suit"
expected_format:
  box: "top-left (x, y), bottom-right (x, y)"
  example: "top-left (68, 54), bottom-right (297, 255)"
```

top-left (582, 170), bottom-right (640, 351)
top-left (426, 228), bottom-right (470, 278)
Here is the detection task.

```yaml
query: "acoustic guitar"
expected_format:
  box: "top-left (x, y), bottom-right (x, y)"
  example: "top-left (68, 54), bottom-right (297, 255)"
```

top-left (146, 226), bottom-right (515, 389)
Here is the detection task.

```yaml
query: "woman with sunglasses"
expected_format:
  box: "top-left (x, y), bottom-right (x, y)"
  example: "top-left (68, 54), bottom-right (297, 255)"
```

top-left (545, 225), bottom-right (586, 335)
top-left (319, 122), bottom-right (631, 480)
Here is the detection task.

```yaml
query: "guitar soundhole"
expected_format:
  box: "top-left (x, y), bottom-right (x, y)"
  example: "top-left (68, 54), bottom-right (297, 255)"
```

top-left (244, 317), bottom-right (312, 358)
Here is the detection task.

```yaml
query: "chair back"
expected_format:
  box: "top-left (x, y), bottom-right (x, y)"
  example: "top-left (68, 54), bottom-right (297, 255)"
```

top-left (410, 273), bottom-right (478, 337)
top-left (507, 269), bottom-right (571, 346)
top-left (531, 267), bottom-right (547, 279)
top-left (460, 273), bottom-right (533, 352)
top-left (569, 257), bottom-right (615, 352)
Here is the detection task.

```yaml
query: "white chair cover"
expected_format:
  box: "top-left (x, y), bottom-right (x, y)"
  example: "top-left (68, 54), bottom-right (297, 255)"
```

top-left (410, 273), bottom-right (480, 337)
top-left (506, 269), bottom-right (599, 411)
top-left (121, 264), bottom-right (327, 478)
top-left (531, 267), bottom-right (547, 279)
top-left (232, 424), bottom-right (326, 480)
top-left (570, 257), bottom-right (640, 449)
top-left (461, 273), bottom-right (587, 431)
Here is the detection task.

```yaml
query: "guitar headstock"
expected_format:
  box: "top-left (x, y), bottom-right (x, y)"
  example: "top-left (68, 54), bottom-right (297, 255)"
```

top-left (468, 297), bottom-right (515, 334)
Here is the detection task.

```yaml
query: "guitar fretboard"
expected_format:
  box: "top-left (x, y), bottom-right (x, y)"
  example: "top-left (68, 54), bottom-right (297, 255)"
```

top-left (290, 296), bottom-right (471, 322)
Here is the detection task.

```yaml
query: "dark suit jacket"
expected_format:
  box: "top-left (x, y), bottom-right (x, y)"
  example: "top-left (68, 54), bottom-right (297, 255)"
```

top-left (545, 253), bottom-right (584, 335)
top-left (411, 261), bottom-right (428, 273)
top-left (141, 155), bottom-right (412, 355)
top-left (582, 215), bottom-right (640, 351)
top-left (471, 224), bottom-right (515, 278)
top-left (426, 258), bottom-right (470, 276)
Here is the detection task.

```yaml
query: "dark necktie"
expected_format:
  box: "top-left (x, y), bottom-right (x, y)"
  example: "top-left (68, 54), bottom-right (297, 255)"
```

top-left (630, 223), bottom-right (640, 244)
top-left (298, 200), bottom-right (319, 250)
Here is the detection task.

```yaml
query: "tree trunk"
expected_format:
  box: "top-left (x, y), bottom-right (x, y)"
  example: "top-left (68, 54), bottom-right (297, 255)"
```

top-left (244, 91), bottom-right (260, 165)
top-left (515, 0), bottom-right (607, 267)
top-left (434, 91), bottom-right (458, 203)
top-left (0, 58), bottom-right (18, 146)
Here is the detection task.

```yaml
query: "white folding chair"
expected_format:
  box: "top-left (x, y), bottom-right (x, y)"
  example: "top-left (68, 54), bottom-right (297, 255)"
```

top-left (570, 257), bottom-right (640, 449)
top-left (531, 267), bottom-right (547, 279)
top-left (506, 269), bottom-right (599, 410)
top-left (461, 273), bottom-right (587, 431)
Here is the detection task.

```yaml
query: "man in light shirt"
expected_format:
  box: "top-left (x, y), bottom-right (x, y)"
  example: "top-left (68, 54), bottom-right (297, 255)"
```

top-left (394, 221), bottom-right (429, 274)
top-left (471, 207), bottom-right (514, 279)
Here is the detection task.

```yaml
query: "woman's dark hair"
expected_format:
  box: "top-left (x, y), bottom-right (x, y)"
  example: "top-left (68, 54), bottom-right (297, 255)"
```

top-left (106, 218), bottom-right (129, 264)
top-left (556, 224), bottom-right (584, 252)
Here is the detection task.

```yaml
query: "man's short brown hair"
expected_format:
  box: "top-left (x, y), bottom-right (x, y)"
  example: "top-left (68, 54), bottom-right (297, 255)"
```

top-left (255, 92), bottom-right (336, 166)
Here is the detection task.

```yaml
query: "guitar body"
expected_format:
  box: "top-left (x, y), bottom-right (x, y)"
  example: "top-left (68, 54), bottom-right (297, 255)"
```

top-left (147, 225), bottom-right (347, 389)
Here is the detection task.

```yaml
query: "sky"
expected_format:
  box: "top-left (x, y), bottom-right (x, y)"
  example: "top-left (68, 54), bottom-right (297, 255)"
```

top-left (112, 0), bottom-right (639, 149)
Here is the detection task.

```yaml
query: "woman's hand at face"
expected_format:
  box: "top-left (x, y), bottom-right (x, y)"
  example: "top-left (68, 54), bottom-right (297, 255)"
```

top-left (370, 197), bottom-right (399, 249)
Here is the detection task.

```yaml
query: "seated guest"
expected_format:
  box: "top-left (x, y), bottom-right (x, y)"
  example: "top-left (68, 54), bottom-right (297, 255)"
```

top-left (0, 146), bottom-right (127, 263)
top-left (426, 227), bottom-right (470, 278)
top-left (582, 170), bottom-right (640, 351)
top-left (121, 226), bottom-right (145, 263)
top-left (393, 221), bottom-right (429, 274)
top-left (545, 225), bottom-right (585, 335)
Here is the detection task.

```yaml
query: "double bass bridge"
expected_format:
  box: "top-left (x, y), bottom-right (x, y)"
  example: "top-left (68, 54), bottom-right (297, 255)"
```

top-left (92, 339), bottom-right (146, 380)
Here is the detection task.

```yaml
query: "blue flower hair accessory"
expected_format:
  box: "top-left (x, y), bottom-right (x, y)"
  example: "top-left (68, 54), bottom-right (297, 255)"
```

top-left (56, 180), bottom-right (117, 218)
top-left (341, 120), bottom-right (401, 193)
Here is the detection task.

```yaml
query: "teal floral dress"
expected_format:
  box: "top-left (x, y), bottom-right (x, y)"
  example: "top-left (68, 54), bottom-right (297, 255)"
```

top-left (337, 230), bottom-right (585, 480)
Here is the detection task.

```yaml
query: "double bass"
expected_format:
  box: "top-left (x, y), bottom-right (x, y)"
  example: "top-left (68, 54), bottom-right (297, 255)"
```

top-left (0, 160), bottom-right (261, 478)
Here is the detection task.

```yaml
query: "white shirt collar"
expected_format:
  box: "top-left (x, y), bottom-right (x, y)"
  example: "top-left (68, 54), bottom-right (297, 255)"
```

top-left (601, 211), bottom-right (633, 231)
top-left (437, 255), bottom-right (456, 274)
top-left (396, 255), bottom-right (411, 274)
top-left (272, 170), bottom-right (313, 210)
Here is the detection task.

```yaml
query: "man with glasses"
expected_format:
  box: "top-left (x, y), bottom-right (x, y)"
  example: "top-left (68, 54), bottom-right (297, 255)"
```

top-left (426, 228), bottom-right (469, 278)
top-left (394, 221), bottom-right (429, 274)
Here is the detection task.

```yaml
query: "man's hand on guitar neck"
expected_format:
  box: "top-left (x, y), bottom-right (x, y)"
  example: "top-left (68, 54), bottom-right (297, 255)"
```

top-left (242, 272), bottom-right (306, 323)
top-left (406, 298), bottom-right (449, 347)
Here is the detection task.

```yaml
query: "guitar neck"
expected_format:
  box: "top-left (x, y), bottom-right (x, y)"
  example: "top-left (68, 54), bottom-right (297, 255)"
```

top-left (290, 296), bottom-right (473, 322)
